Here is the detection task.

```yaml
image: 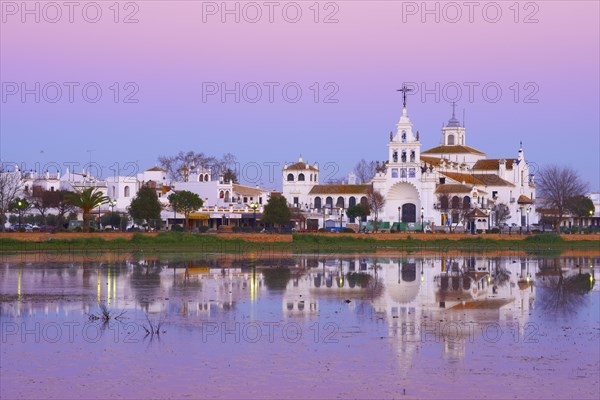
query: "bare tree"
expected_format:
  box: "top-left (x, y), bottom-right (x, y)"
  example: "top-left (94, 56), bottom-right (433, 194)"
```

top-left (537, 165), bottom-right (588, 232)
top-left (211, 153), bottom-right (238, 180)
top-left (0, 168), bottom-right (21, 230)
top-left (365, 186), bottom-right (385, 232)
top-left (158, 151), bottom-right (216, 181)
top-left (492, 203), bottom-right (511, 226)
top-left (158, 151), bottom-right (238, 182)
top-left (354, 159), bottom-right (377, 184)
top-left (326, 177), bottom-right (347, 184)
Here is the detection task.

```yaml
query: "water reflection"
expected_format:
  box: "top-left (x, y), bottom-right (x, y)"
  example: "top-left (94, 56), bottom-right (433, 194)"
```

top-left (1, 254), bottom-right (599, 399)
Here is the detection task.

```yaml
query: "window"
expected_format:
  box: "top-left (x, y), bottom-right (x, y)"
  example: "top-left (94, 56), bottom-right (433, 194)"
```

top-left (349, 197), bottom-right (356, 207)
top-left (393, 150), bottom-right (398, 162)
top-left (463, 196), bottom-right (471, 209)
top-left (259, 197), bottom-right (262, 204)
top-left (124, 186), bottom-right (130, 197)
top-left (492, 191), bottom-right (498, 198)
top-left (219, 191), bottom-right (224, 198)
top-left (451, 196), bottom-right (460, 209)
top-left (401, 151), bottom-right (407, 163)
top-left (309, 174), bottom-right (313, 182)
top-left (440, 196), bottom-right (449, 210)
top-left (410, 151), bottom-right (415, 162)
top-left (336, 197), bottom-right (344, 208)
top-left (199, 175), bottom-right (204, 182)
top-left (408, 168), bottom-right (416, 178)
top-left (326, 197), bottom-right (333, 207)
top-left (439, 177), bottom-right (446, 184)
top-left (448, 134), bottom-right (455, 145)
top-left (294, 197), bottom-right (299, 205)
top-left (112, 187), bottom-right (116, 197)
top-left (205, 174), bottom-right (209, 181)
top-left (392, 168), bottom-right (398, 178)
top-left (400, 168), bottom-right (407, 178)
top-left (287, 173), bottom-right (294, 182)
top-left (225, 191), bottom-right (230, 202)
top-left (401, 131), bottom-right (407, 143)
top-left (298, 173), bottom-right (305, 181)
top-left (243, 197), bottom-right (248, 203)
top-left (314, 197), bottom-right (322, 209)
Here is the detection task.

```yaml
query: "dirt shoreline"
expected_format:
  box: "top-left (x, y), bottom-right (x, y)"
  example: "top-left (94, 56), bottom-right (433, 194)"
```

top-left (1, 231), bottom-right (599, 243)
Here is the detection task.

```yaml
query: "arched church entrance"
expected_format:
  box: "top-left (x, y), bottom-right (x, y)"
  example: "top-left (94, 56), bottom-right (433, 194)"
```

top-left (383, 182), bottom-right (421, 224)
top-left (402, 203), bottom-right (416, 223)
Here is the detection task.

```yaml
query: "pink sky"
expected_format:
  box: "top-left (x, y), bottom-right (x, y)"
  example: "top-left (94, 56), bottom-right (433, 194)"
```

top-left (1, 1), bottom-right (598, 189)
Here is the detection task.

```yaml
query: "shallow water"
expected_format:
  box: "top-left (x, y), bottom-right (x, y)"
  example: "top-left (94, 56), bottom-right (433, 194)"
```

top-left (1, 254), bottom-right (599, 399)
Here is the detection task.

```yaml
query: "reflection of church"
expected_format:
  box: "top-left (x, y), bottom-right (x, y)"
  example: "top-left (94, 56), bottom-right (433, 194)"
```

top-left (278, 256), bottom-right (537, 362)
top-left (283, 90), bottom-right (538, 230)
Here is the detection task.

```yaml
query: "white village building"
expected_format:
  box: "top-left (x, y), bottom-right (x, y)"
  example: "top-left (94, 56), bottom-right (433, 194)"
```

top-left (283, 98), bottom-right (539, 231)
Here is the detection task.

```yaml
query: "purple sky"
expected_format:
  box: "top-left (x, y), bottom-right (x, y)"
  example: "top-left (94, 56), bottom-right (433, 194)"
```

top-left (1, 1), bottom-right (599, 190)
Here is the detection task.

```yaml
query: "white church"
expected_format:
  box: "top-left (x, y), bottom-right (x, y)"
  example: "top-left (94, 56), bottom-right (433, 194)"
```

top-left (283, 93), bottom-right (538, 231)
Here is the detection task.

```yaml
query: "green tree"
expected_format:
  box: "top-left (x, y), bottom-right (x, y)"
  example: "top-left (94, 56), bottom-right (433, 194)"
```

top-left (168, 190), bottom-right (203, 231)
top-left (100, 213), bottom-right (122, 229)
top-left (9, 197), bottom-right (31, 227)
top-left (65, 188), bottom-right (109, 232)
top-left (129, 186), bottom-right (163, 229)
top-left (346, 204), bottom-right (370, 231)
top-left (567, 195), bottom-right (595, 230)
top-left (261, 195), bottom-right (291, 228)
top-left (567, 195), bottom-right (594, 218)
top-left (222, 168), bottom-right (238, 184)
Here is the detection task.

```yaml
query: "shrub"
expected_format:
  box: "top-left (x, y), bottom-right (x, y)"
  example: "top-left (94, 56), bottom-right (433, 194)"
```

top-left (170, 224), bottom-right (184, 232)
top-left (523, 233), bottom-right (564, 243)
top-left (197, 225), bottom-right (209, 233)
top-left (318, 228), bottom-right (327, 233)
top-left (342, 227), bottom-right (355, 233)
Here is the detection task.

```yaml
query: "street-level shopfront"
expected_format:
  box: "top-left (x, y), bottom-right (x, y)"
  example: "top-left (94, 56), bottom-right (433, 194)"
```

top-left (183, 212), bottom-right (262, 230)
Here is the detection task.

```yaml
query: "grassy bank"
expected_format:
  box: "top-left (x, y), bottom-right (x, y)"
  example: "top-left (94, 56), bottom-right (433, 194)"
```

top-left (0, 232), bottom-right (598, 255)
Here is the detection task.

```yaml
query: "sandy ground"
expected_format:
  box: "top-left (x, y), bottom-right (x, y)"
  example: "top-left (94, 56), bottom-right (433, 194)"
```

top-left (1, 231), bottom-right (598, 242)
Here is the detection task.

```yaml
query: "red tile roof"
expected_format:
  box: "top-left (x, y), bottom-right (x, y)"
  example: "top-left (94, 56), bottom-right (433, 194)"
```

top-left (517, 194), bottom-right (534, 204)
top-left (422, 145), bottom-right (486, 156)
top-left (434, 184), bottom-right (472, 194)
top-left (472, 159), bottom-right (515, 170)
top-left (286, 162), bottom-right (318, 171)
top-left (440, 172), bottom-right (515, 187)
top-left (309, 184), bottom-right (371, 195)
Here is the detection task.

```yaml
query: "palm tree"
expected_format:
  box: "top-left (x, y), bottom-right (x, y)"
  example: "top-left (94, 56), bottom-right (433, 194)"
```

top-left (66, 188), bottom-right (109, 232)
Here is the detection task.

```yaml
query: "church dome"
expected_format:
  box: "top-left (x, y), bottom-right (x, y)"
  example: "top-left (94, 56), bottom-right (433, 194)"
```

top-left (447, 116), bottom-right (461, 127)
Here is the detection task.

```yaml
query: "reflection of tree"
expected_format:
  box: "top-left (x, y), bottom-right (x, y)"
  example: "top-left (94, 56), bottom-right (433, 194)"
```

top-left (346, 272), bottom-right (371, 288)
top-left (129, 260), bottom-right (163, 310)
top-left (492, 261), bottom-right (511, 287)
top-left (537, 271), bottom-right (594, 314)
top-left (262, 268), bottom-right (291, 291)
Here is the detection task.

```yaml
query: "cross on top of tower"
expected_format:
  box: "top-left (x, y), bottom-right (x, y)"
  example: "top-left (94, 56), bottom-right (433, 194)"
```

top-left (397, 85), bottom-right (413, 108)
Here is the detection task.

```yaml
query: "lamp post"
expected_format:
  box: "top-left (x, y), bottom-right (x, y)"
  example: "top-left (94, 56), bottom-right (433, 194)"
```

top-left (17, 200), bottom-right (22, 226)
top-left (420, 207), bottom-right (424, 233)
top-left (397, 206), bottom-right (401, 233)
top-left (108, 200), bottom-right (116, 228)
top-left (526, 207), bottom-right (530, 233)
top-left (251, 202), bottom-right (258, 229)
top-left (339, 207), bottom-right (344, 231)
